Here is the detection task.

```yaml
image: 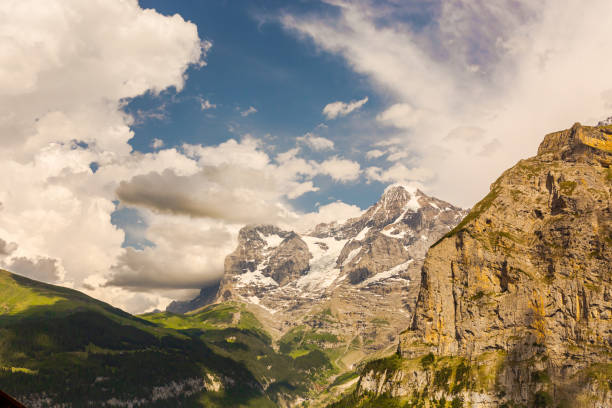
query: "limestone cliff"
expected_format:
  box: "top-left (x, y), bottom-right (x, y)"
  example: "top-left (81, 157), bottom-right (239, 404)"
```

top-left (333, 123), bottom-right (611, 408)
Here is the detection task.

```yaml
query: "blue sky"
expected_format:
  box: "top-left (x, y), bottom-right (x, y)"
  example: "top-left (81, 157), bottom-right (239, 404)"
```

top-left (126, 0), bottom-right (391, 211)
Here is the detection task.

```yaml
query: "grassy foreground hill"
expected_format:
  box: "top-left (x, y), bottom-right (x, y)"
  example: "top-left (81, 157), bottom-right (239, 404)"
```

top-left (0, 270), bottom-right (324, 407)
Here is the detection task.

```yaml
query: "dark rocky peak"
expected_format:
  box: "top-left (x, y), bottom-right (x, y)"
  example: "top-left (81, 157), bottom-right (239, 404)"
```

top-left (166, 281), bottom-right (220, 314)
top-left (310, 185), bottom-right (465, 241)
top-left (237, 224), bottom-right (295, 246)
top-left (358, 184), bottom-right (463, 231)
top-left (223, 223), bottom-right (310, 286)
top-left (378, 184), bottom-right (418, 207)
top-left (342, 184), bottom-right (424, 232)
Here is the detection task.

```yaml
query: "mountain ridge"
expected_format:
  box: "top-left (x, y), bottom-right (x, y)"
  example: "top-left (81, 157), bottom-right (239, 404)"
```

top-left (170, 186), bottom-right (467, 367)
top-left (333, 122), bottom-right (612, 407)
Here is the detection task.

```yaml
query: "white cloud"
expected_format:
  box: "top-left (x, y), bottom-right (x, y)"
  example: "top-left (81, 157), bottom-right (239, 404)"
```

top-left (0, 0), bottom-right (206, 312)
top-left (365, 149), bottom-right (385, 160)
top-left (318, 157), bottom-right (361, 182)
top-left (286, 181), bottom-right (319, 199)
top-left (282, 0), bottom-right (612, 207)
top-left (477, 138), bottom-right (502, 157)
top-left (376, 103), bottom-right (422, 129)
top-left (240, 106), bottom-right (257, 117)
top-left (289, 201), bottom-right (363, 233)
top-left (374, 138), bottom-right (402, 147)
top-left (184, 137), bottom-right (270, 169)
top-left (297, 132), bottom-right (335, 150)
top-left (365, 144), bottom-right (410, 162)
top-left (106, 215), bottom-right (237, 290)
top-left (199, 98), bottom-right (216, 110)
top-left (366, 163), bottom-right (434, 184)
top-left (151, 138), bottom-right (165, 149)
top-left (445, 126), bottom-right (486, 143)
top-left (6, 256), bottom-right (62, 283)
top-left (323, 96), bottom-right (368, 119)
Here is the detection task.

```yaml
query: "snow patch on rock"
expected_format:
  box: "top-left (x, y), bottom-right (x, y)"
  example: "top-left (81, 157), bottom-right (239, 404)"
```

top-left (258, 231), bottom-right (284, 248)
top-left (247, 295), bottom-right (277, 314)
top-left (362, 259), bottom-right (413, 286)
top-left (355, 226), bottom-right (371, 241)
top-left (343, 247), bottom-right (361, 266)
top-left (234, 270), bottom-right (278, 288)
top-left (296, 236), bottom-right (348, 291)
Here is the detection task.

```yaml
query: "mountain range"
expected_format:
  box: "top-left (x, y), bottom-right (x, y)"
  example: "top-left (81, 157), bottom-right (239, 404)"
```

top-left (0, 122), bottom-right (610, 407)
top-left (169, 184), bottom-right (467, 369)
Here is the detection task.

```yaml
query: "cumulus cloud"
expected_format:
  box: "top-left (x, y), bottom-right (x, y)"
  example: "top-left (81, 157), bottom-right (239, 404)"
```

top-left (151, 138), bottom-right (165, 149)
top-left (106, 217), bottom-right (235, 290)
top-left (477, 138), bottom-right (502, 157)
top-left (297, 132), bottom-right (335, 150)
top-left (286, 181), bottom-right (319, 199)
top-left (0, 238), bottom-right (17, 257)
top-left (365, 149), bottom-right (385, 160)
top-left (116, 167), bottom-right (288, 224)
top-left (376, 103), bottom-right (422, 129)
top-left (364, 144), bottom-right (411, 163)
top-left (240, 106), bottom-right (258, 117)
top-left (366, 164), bottom-right (434, 184)
top-left (322, 96), bottom-right (368, 119)
top-left (445, 126), bottom-right (486, 143)
top-left (7, 256), bottom-right (62, 283)
top-left (0, 0), bottom-right (206, 312)
top-left (199, 98), bottom-right (216, 110)
top-left (281, 0), bottom-right (612, 207)
top-left (318, 157), bottom-right (361, 182)
top-left (289, 201), bottom-right (363, 233)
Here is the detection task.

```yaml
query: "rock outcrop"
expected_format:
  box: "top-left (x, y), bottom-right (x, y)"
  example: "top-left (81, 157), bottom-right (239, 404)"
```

top-left (339, 123), bottom-right (612, 408)
top-left (166, 282), bottom-right (220, 314)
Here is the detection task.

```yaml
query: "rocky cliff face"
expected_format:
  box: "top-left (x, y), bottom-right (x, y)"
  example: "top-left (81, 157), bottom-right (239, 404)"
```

top-left (340, 123), bottom-right (611, 408)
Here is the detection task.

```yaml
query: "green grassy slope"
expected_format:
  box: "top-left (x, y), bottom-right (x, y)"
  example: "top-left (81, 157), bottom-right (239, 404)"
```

top-left (140, 303), bottom-right (339, 405)
top-left (0, 270), bottom-right (341, 407)
top-left (0, 270), bottom-right (267, 407)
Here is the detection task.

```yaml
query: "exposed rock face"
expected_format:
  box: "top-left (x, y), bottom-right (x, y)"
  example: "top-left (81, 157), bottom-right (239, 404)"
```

top-left (215, 187), bottom-right (465, 316)
top-left (170, 186), bottom-right (466, 372)
top-left (166, 282), bottom-right (220, 314)
top-left (345, 123), bottom-right (611, 407)
top-left (223, 225), bottom-right (311, 289)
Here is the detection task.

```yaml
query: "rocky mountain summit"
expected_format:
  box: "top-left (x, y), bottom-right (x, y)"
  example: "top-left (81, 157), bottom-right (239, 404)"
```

top-left (340, 123), bottom-right (612, 407)
top-left (171, 185), bottom-right (466, 371)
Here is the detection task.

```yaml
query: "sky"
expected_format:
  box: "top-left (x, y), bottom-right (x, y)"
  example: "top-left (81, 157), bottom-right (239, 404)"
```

top-left (1, 0), bottom-right (612, 313)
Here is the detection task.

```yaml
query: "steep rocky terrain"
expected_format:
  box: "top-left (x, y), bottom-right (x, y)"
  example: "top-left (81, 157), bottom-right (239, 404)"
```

top-left (166, 282), bottom-right (220, 314)
top-left (333, 123), bottom-right (612, 407)
top-left (171, 185), bottom-right (466, 404)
